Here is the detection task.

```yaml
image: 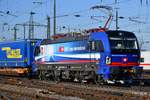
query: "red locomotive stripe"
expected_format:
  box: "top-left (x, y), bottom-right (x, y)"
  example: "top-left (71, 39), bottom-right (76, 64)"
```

top-left (58, 60), bottom-right (99, 63)
top-left (109, 62), bottom-right (139, 66)
top-left (140, 64), bottom-right (150, 66)
top-left (35, 60), bottom-right (99, 64)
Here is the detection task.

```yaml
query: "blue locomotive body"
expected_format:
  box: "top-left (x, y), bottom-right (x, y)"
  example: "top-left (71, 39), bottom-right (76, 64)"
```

top-left (35, 30), bottom-right (143, 84)
top-left (36, 40), bottom-right (100, 63)
top-left (0, 39), bottom-right (39, 75)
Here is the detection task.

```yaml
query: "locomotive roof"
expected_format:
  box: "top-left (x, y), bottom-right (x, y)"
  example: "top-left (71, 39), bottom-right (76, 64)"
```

top-left (106, 30), bottom-right (136, 38)
top-left (106, 30), bottom-right (134, 34)
top-left (41, 35), bottom-right (89, 45)
top-left (41, 30), bottom-right (135, 45)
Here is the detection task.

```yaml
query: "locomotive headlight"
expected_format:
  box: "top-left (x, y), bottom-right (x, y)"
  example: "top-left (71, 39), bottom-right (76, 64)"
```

top-left (106, 56), bottom-right (111, 64)
top-left (123, 58), bottom-right (128, 62)
top-left (130, 69), bottom-right (134, 73)
top-left (127, 69), bottom-right (134, 73)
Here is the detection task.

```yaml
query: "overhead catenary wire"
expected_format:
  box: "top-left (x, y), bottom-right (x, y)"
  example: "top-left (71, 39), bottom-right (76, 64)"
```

top-left (0, 0), bottom-right (150, 39)
top-left (0, 0), bottom-right (132, 27)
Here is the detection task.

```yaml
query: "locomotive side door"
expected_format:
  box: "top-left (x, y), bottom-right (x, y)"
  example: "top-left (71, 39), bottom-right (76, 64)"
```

top-left (88, 40), bottom-right (103, 63)
top-left (88, 41), bottom-right (95, 62)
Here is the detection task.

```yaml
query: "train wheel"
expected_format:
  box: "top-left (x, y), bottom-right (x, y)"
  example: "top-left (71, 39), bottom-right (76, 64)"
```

top-left (53, 70), bottom-right (61, 83)
top-left (95, 75), bottom-right (105, 85)
top-left (139, 80), bottom-right (145, 86)
top-left (69, 71), bottom-right (75, 82)
top-left (38, 70), bottom-right (45, 80)
top-left (78, 71), bottom-right (86, 83)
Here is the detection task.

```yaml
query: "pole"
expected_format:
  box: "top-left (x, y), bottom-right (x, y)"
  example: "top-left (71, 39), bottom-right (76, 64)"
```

top-left (29, 12), bottom-right (35, 39)
top-left (14, 26), bottom-right (17, 40)
top-left (32, 17), bottom-right (34, 39)
top-left (23, 24), bottom-right (26, 39)
top-left (116, 8), bottom-right (118, 30)
top-left (47, 16), bottom-right (50, 38)
top-left (53, 0), bottom-right (56, 37)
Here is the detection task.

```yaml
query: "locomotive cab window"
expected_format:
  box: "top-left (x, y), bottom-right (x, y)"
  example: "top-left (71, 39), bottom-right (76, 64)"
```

top-left (108, 31), bottom-right (140, 54)
top-left (89, 40), bottom-right (104, 52)
top-left (34, 46), bottom-right (40, 56)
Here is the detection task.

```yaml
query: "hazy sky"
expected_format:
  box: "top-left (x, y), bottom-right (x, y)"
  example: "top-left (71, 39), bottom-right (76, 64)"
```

top-left (0, 0), bottom-right (150, 49)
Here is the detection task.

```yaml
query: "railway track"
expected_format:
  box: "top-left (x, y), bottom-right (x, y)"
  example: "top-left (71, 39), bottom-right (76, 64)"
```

top-left (0, 75), bottom-right (149, 100)
top-left (0, 92), bottom-right (12, 100)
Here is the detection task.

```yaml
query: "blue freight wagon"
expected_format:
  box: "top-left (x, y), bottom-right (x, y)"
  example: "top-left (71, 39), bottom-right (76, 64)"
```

top-left (0, 39), bottom-right (40, 75)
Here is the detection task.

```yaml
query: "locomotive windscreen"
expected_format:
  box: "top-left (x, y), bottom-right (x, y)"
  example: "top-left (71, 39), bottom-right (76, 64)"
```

top-left (107, 31), bottom-right (140, 54)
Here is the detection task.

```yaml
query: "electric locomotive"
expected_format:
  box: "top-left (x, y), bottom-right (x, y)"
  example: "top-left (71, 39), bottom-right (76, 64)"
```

top-left (34, 29), bottom-right (143, 84)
